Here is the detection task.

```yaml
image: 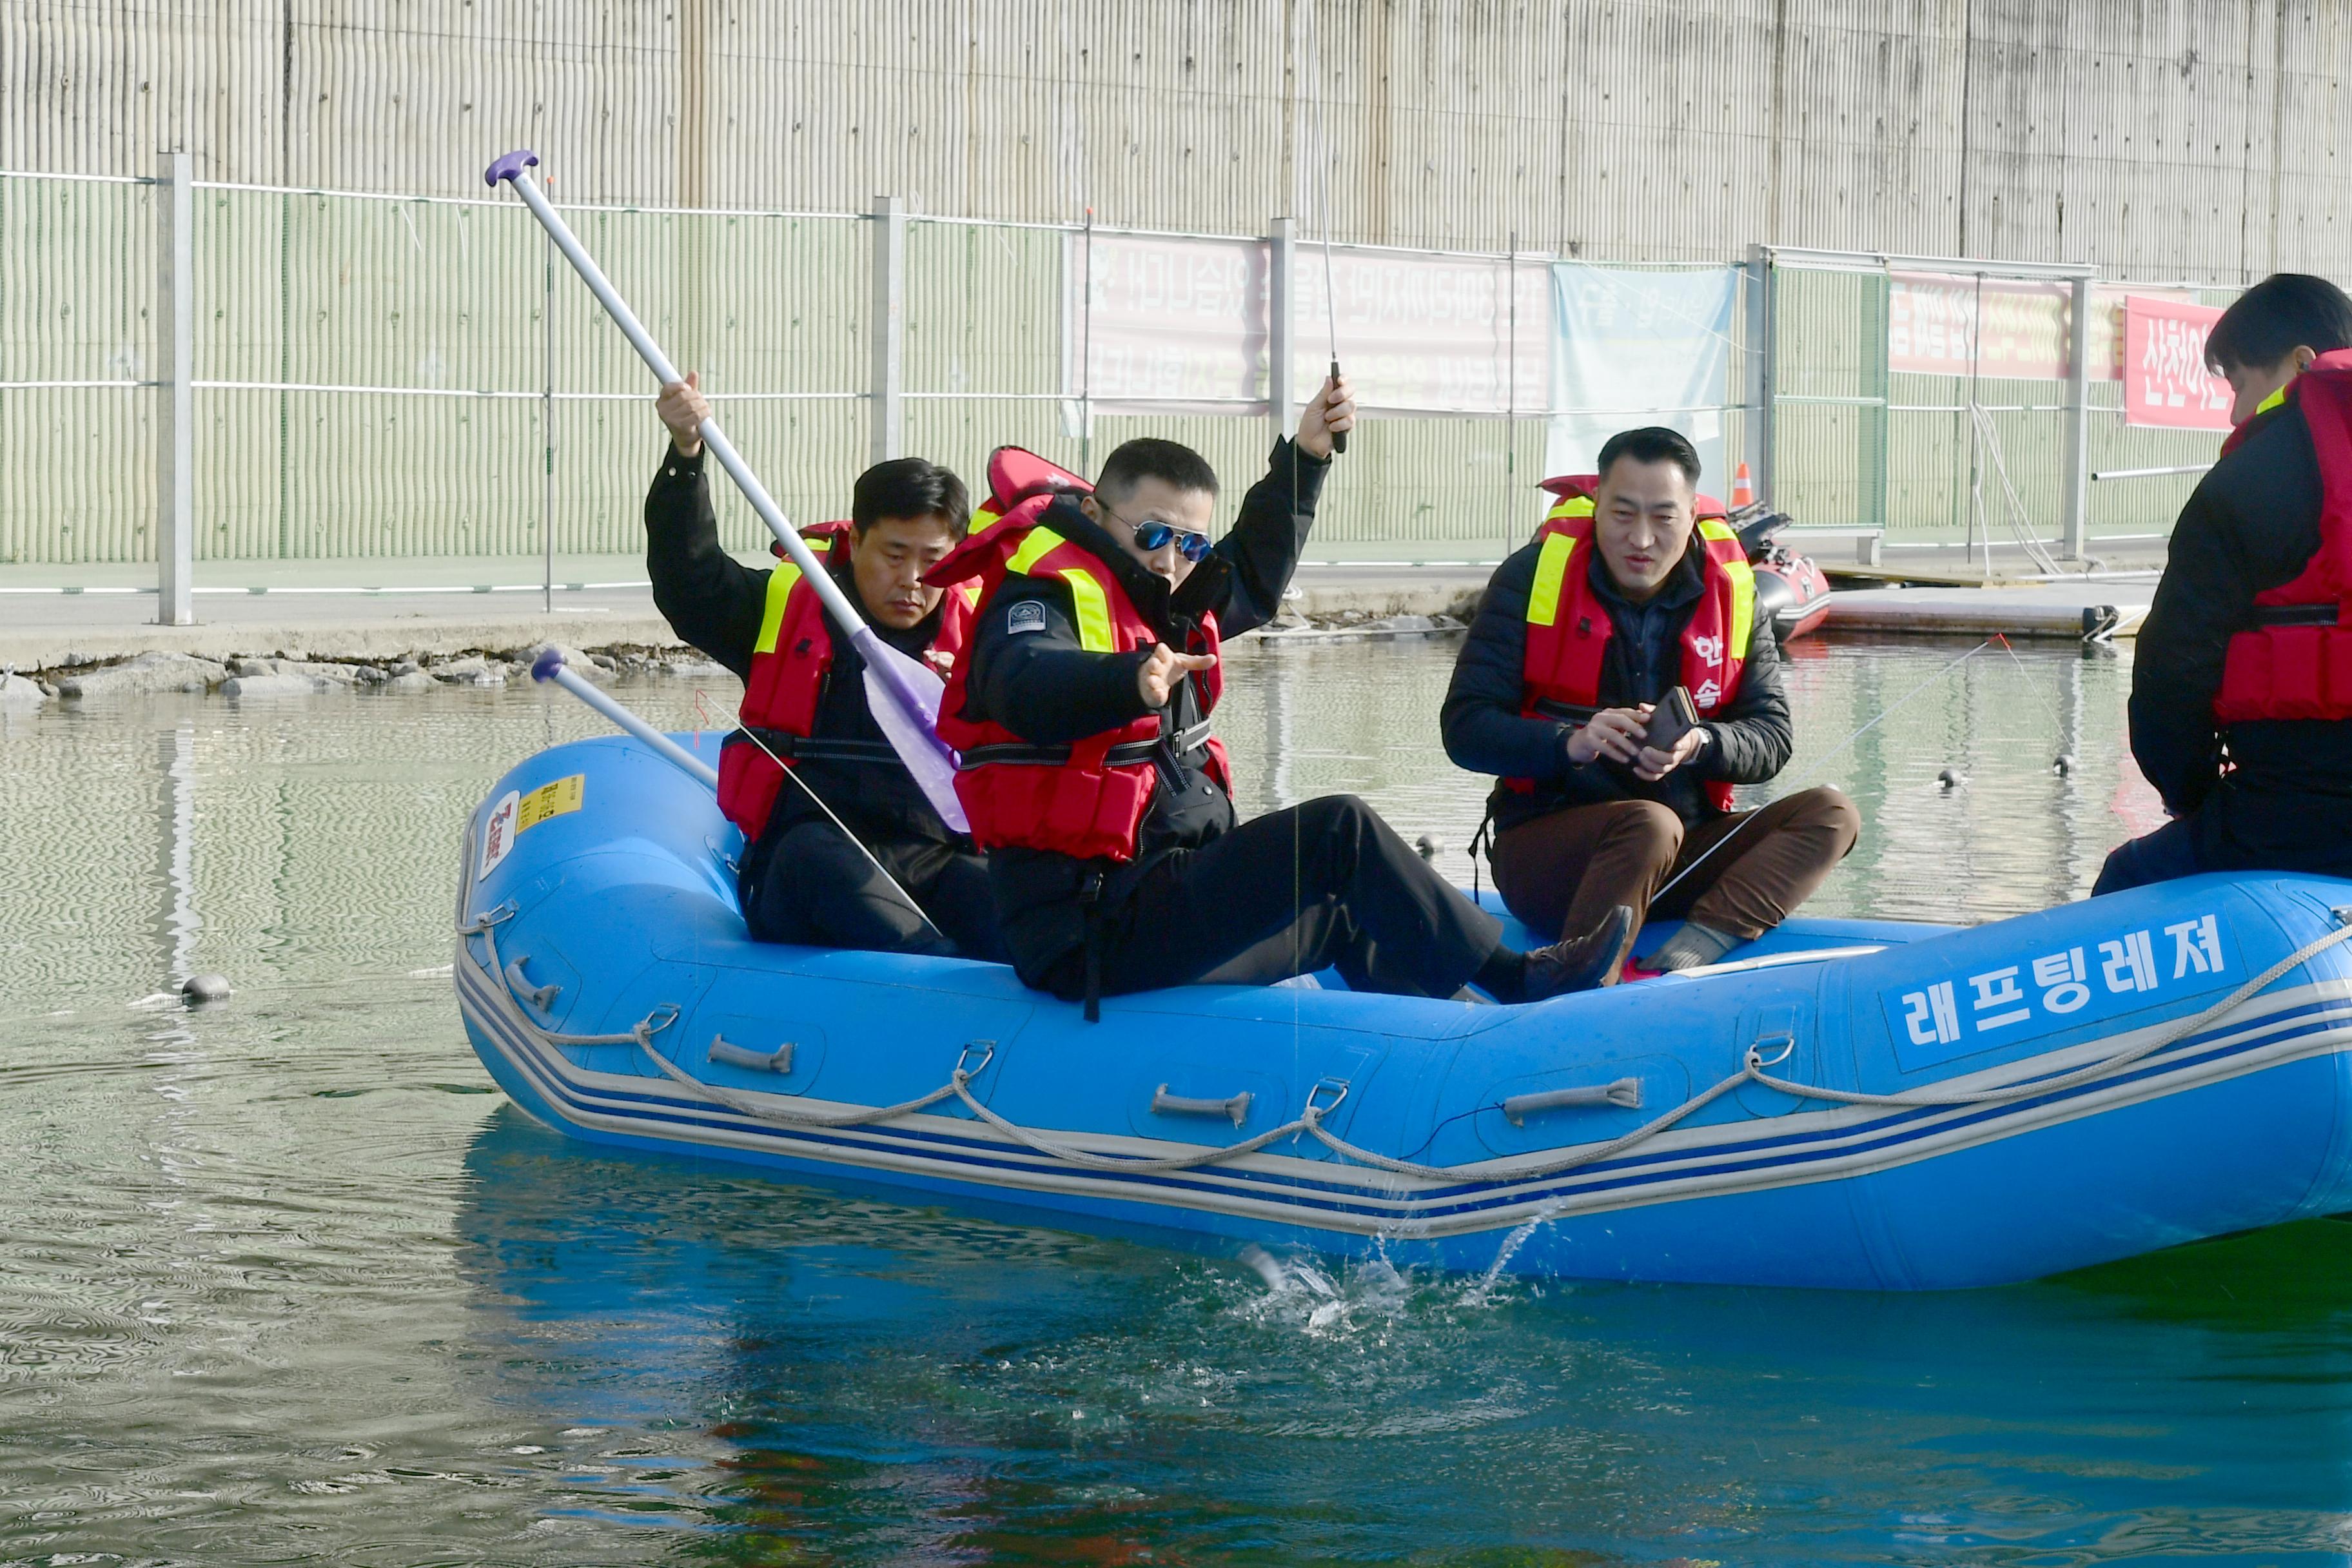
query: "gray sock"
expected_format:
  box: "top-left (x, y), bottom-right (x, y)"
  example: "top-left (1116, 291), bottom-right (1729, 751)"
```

top-left (1650, 921), bottom-right (1740, 971)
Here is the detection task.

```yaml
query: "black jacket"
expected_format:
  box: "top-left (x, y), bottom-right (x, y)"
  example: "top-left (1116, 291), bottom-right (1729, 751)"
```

top-left (954, 438), bottom-right (1330, 977)
top-left (643, 447), bottom-right (959, 848)
top-left (2130, 397), bottom-right (2352, 872)
top-left (1441, 537), bottom-right (1794, 834)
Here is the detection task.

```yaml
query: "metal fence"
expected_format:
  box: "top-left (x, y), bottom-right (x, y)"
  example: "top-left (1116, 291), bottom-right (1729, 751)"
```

top-left (2, 165), bottom-right (2239, 602)
top-left (1763, 248), bottom-right (2238, 564)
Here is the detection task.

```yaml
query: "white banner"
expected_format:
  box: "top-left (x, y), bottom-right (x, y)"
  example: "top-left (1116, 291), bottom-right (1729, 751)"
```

top-left (1289, 246), bottom-right (1549, 414)
top-left (1057, 232), bottom-right (1550, 421)
top-left (1064, 232), bottom-right (1268, 414)
top-left (1546, 264), bottom-right (1740, 493)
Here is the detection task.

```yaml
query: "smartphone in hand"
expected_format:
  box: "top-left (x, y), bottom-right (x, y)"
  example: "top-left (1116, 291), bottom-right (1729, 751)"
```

top-left (1642, 685), bottom-right (1701, 753)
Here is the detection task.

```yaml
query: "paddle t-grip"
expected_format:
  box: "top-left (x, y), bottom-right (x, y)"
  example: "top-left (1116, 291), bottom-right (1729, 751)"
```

top-left (484, 149), bottom-right (540, 186)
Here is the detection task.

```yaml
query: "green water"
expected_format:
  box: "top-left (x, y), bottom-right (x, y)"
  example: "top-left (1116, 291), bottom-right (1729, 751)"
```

top-left (6, 636), bottom-right (2350, 1565)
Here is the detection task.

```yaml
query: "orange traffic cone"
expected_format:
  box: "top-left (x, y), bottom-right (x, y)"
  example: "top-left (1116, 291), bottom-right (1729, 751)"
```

top-left (1731, 461), bottom-right (1754, 509)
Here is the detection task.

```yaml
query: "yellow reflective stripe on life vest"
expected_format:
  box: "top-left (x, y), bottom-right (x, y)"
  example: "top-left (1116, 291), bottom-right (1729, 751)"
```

top-left (1006, 526), bottom-right (1066, 576)
top-left (2258, 384), bottom-right (2289, 416)
top-left (1700, 518), bottom-right (1758, 656)
top-left (1525, 531), bottom-right (1578, 629)
top-left (1004, 526), bottom-right (1118, 652)
top-left (753, 560), bottom-right (804, 655)
top-left (1057, 568), bottom-right (1116, 652)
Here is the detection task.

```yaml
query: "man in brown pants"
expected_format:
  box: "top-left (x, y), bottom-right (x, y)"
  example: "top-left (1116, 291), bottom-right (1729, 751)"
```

top-left (1441, 427), bottom-right (1860, 986)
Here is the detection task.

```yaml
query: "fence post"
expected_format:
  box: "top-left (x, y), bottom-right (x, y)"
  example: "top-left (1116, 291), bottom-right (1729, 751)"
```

top-left (155, 152), bottom-right (195, 627)
top-left (1744, 242), bottom-right (1775, 506)
top-left (869, 194), bottom-right (906, 466)
top-left (1267, 215), bottom-right (1296, 447)
top-left (2061, 271), bottom-right (2093, 561)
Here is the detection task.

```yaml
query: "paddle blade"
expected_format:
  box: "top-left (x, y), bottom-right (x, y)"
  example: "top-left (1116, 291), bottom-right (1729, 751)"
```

top-left (854, 630), bottom-right (971, 834)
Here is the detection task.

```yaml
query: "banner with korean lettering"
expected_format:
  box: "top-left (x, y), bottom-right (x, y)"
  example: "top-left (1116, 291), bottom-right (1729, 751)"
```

top-left (1064, 232), bottom-right (1268, 414)
top-left (1289, 245), bottom-right (1550, 415)
top-left (1887, 272), bottom-right (2076, 378)
top-left (2122, 295), bottom-right (2234, 430)
top-left (1883, 910), bottom-right (2237, 1073)
top-left (1545, 263), bottom-right (1740, 489)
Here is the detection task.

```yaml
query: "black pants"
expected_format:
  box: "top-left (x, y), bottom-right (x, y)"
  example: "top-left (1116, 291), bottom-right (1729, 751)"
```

top-left (1035, 795), bottom-right (1505, 1002)
top-left (741, 819), bottom-right (1007, 963)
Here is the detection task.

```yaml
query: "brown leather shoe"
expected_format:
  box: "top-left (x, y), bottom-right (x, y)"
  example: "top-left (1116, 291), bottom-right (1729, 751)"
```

top-left (1521, 905), bottom-right (1638, 1002)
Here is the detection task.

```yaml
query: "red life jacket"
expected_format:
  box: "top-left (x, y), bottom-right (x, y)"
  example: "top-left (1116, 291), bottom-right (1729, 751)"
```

top-left (929, 447), bottom-right (1231, 862)
top-left (714, 521), bottom-right (977, 841)
top-left (2213, 351), bottom-right (2352, 724)
top-left (1508, 474), bottom-right (1758, 812)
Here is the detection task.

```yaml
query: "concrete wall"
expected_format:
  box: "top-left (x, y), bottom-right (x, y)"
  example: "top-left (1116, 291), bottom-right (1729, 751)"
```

top-left (8, 0), bottom-right (2347, 279)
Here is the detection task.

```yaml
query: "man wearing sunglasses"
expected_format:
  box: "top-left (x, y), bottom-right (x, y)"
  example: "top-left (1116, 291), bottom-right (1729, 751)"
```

top-left (928, 377), bottom-right (1632, 1016)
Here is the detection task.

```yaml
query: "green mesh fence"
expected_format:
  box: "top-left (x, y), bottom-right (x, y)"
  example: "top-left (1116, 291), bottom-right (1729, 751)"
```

top-left (0, 172), bottom-right (2244, 578)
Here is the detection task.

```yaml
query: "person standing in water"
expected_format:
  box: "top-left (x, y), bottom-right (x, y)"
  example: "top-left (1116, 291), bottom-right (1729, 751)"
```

top-left (2099, 273), bottom-right (2352, 893)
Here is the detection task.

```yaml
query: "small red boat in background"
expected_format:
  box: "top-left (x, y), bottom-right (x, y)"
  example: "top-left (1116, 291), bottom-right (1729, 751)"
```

top-left (1732, 504), bottom-right (1833, 642)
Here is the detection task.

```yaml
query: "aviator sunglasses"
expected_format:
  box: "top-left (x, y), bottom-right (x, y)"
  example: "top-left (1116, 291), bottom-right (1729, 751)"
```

top-left (1099, 501), bottom-right (1213, 563)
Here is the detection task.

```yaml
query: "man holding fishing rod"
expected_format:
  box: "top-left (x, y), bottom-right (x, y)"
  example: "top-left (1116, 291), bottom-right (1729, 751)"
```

top-left (927, 378), bottom-right (1627, 1016)
top-left (1442, 427), bottom-right (1859, 984)
top-left (643, 374), bottom-right (1006, 962)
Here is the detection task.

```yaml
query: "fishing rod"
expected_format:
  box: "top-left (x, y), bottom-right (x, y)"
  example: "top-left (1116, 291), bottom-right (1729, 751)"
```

top-left (484, 149), bottom-right (968, 835)
top-left (1306, 1), bottom-right (1346, 455)
top-left (529, 649), bottom-right (945, 939)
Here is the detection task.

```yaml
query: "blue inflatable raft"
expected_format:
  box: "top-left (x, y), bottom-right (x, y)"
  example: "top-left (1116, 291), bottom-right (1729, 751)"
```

top-left (454, 732), bottom-right (2352, 1290)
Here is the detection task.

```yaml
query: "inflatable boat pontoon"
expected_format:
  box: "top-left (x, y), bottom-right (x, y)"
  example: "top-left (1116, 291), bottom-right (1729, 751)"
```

top-left (455, 732), bottom-right (2352, 1290)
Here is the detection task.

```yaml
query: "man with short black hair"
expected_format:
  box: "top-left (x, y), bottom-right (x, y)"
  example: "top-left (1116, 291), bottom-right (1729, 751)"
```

top-left (1442, 426), bottom-right (1858, 982)
top-left (930, 379), bottom-right (1628, 1012)
top-left (645, 372), bottom-right (1004, 959)
top-left (2099, 273), bottom-right (2352, 892)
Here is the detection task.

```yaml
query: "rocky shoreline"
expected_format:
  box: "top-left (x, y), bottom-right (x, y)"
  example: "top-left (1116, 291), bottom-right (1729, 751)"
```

top-left (0, 611), bottom-right (1471, 710)
top-left (0, 644), bottom-right (732, 709)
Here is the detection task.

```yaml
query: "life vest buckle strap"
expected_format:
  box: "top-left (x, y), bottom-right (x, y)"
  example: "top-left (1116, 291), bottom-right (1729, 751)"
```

top-left (1531, 697), bottom-right (1600, 725)
top-left (2251, 602), bottom-right (2346, 629)
top-left (730, 728), bottom-right (903, 766)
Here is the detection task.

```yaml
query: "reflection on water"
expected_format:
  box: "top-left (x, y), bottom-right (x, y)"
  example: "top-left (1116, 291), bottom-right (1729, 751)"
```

top-left (8, 635), bottom-right (2345, 1565)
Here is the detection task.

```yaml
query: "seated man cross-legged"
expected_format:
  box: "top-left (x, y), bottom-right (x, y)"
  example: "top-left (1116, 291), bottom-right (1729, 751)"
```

top-left (644, 373), bottom-right (1005, 961)
top-left (929, 379), bottom-right (1622, 1015)
top-left (1443, 426), bottom-right (1860, 985)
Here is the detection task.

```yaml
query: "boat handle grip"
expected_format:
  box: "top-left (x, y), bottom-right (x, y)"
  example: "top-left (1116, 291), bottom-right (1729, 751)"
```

top-left (1504, 1078), bottom-right (1642, 1125)
top-left (709, 1035), bottom-right (794, 1074)
top-left (1152, 1084), bottom-right (1253, 1128)
top-left (504, 955), bottom-right (561, 1013)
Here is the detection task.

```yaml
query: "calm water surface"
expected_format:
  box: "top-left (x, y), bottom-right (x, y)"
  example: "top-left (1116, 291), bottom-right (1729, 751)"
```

top-left (5, 634), bottom-right (2350, 1565)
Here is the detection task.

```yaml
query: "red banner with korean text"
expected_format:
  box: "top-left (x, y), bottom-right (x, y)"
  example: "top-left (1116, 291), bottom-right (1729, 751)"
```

top-left (2121, 295), bottom-right (2233, 431)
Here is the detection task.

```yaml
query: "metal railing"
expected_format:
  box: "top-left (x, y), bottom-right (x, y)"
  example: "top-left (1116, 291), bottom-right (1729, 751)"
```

top-left (1, 165), bottom-right (2244, 616)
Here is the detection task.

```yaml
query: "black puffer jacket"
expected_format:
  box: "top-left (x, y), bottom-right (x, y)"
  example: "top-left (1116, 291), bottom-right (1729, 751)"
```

top-left (1441, 538), bottom-right (1794, 835)
top-left (2130, 395), bottom-right (2352, 872)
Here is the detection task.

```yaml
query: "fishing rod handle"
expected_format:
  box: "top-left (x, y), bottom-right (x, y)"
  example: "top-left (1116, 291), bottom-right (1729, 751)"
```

top-left (1328, 358), bottom-right (1349, 455)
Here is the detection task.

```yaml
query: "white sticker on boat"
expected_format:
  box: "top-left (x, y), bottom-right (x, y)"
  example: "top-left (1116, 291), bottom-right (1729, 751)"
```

top-left (1886, 912), bottom-right (2237, 1066)
top-left (478, 790), bottom-right (520, 881)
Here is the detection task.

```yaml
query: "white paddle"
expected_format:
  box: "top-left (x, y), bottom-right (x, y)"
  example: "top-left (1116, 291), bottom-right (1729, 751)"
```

top-left (486, 150), bottom-right (968, 833)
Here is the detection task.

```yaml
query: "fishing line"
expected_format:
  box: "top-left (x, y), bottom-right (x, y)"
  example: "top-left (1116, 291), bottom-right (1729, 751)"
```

top-left (727, 718), bottom-right (948, 942)
top-left (1306, 0), bottom-right (1347, 455)
top-left (1643, 637), bottom-right (1995, 908)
